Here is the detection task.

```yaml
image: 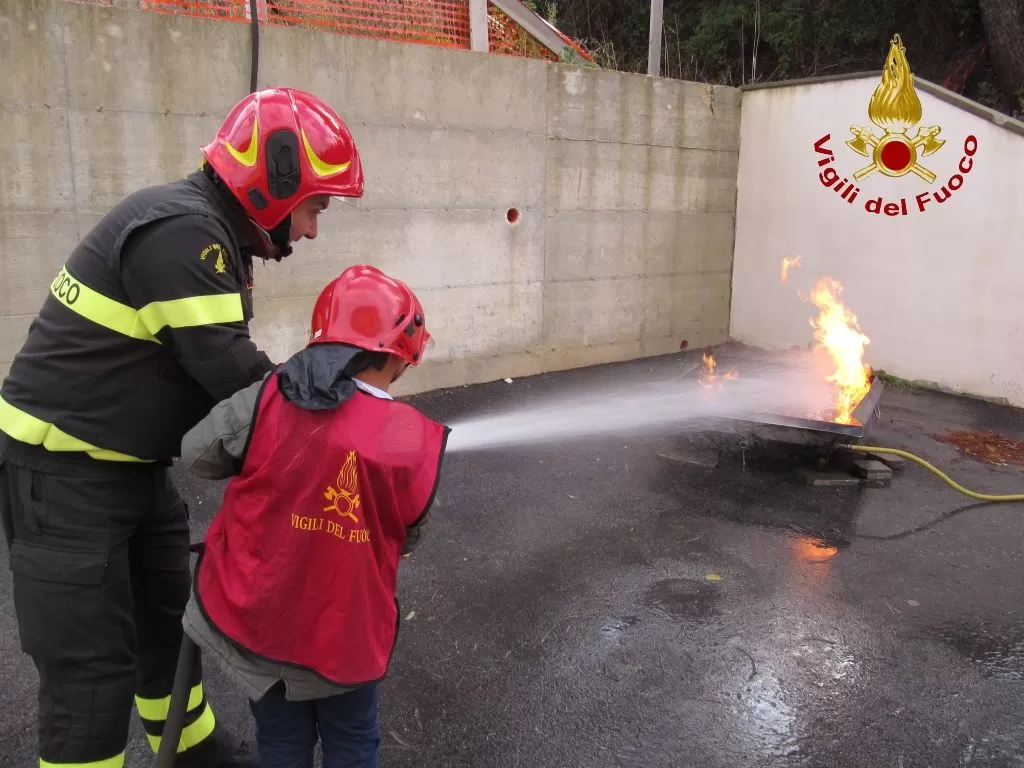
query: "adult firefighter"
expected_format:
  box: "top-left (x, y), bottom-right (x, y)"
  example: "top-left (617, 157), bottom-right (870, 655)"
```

top-left (0, 87), bottom-right (363, 768)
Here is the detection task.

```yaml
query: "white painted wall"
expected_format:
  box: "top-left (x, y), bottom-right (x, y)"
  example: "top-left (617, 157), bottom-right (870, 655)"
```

top-left (731, 75), bottom-right (1024, 406)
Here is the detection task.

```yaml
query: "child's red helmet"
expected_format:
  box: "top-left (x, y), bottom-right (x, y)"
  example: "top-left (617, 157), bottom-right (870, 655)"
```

top-left (309, 265), bottom-right (431, 366)
top-left (201, 87), bottom-right (363, 231)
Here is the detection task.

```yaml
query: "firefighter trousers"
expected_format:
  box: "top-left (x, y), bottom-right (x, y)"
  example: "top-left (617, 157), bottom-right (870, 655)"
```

top-left (0, 452), bottom-right (219, 767)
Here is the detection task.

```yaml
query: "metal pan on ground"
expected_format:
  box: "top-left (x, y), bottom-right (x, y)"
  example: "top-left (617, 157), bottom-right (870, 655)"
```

top-left (719, 376), bottom-right (886, 449)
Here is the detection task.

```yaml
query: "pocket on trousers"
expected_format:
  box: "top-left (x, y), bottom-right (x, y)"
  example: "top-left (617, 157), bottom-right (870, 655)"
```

top-left (10, 539), bottom-right (122, 585)
top-left (8, 518), bottom-right (134, 668)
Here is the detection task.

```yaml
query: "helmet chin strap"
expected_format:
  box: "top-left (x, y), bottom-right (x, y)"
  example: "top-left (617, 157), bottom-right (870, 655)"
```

top-left (202, 163), bottom-right (294, 262)
top-left (268, 215), bottom-right (293, 261)
top-left (256, 215), bottom-right (292, 262)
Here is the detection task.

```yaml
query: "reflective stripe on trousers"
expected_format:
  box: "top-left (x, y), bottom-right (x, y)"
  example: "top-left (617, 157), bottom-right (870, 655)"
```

top-left (136, 683), bottom-right (217, 753)
top-left (40, 753), bottom-right (125, 768)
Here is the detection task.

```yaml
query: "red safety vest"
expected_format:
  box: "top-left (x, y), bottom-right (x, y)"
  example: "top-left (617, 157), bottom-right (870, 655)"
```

top-left (195, 374), bottom-right (449, 687)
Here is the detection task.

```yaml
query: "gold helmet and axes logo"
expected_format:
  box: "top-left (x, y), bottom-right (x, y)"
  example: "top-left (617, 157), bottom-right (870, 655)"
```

top-left (323, 450), bottom-right (362, 524)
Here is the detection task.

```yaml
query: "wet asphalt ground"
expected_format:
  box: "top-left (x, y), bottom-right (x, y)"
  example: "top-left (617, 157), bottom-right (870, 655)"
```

top-left (4, 347), bottom-right (1024, 767)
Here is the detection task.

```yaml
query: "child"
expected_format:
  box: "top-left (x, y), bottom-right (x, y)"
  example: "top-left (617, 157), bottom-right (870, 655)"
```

top-left (179, 264), bottom-right (450, 768)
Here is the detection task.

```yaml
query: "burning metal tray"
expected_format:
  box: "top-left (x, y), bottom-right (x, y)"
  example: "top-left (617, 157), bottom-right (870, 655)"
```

top-left (720, 375), bottom-right (885, 446)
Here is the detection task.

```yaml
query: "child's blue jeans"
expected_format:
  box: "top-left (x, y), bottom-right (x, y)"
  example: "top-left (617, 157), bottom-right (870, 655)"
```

top-left (248, 680), bottom-right (381, 768)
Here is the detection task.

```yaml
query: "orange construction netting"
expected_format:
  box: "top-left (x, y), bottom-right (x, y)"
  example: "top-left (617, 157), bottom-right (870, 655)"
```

top-left (143, 0), bottom-right (470, 49)
top-left (139, 0), bottom-right (592, 62)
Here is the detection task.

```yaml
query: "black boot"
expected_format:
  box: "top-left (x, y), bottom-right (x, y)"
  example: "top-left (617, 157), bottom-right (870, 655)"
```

top-left (174, 729), bottom-right (259, 767)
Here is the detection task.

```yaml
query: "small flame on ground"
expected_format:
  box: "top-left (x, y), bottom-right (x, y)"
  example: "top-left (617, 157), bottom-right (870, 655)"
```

top-left (781, 256), bottom-right (802, 283)
top-left (699, 353), bottom-right (738, 391)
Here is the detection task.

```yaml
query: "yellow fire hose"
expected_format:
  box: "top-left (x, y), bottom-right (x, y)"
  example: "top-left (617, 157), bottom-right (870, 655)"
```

top-left (846, 445), bottom-right (1024, 502)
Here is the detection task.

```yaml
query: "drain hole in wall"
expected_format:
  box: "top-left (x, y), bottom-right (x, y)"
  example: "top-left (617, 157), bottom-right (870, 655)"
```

top-left (506, 208), bottom-right (520, 225)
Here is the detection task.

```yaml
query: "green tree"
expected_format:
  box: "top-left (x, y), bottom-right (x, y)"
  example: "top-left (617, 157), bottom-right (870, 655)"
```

top-left (538, 0), bottom-right (1020, 117)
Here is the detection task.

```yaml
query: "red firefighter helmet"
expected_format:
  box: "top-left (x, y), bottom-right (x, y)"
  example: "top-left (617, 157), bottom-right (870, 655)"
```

top-left (201, 87), bottom-right (363, 231)
top-left (309, 265), bottom-right (430, 366)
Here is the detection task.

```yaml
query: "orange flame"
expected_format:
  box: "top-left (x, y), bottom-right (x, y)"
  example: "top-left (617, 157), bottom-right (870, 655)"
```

top-left (807, 277), bottom-right (871, 424)
top-left (699, 353), bottom-right (738, 390)
top-left (780, 258), bottom-right (872, 425)
top-left (781, 256), bottom-right (802, 283)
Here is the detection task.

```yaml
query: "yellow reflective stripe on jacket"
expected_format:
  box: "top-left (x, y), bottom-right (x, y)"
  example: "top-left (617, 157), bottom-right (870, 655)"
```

top-left (137, 293), bottom-right (243, 335)
top-left (40, 752), bottom-right (124, 768)
top-left (51, 266), bottom-right (157, 342)
top-left (135, 683), bottom-right (205, 722)
top-left (50, 265), bottom-right (244, 343)
top-left (0, 394), bottom-right (150, 463)
top-left (144, 703), bottom-right (216, 754)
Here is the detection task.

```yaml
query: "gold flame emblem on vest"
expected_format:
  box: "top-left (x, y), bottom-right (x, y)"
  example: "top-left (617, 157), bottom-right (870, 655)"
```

top-left (323, 450), bottom-right (361, 523)
top-left (846, 34), bottom-right (944, 184)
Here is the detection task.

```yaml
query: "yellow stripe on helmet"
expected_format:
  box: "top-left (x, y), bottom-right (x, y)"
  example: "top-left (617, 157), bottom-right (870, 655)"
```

top-left (301, 128), bottom-right (351, 177)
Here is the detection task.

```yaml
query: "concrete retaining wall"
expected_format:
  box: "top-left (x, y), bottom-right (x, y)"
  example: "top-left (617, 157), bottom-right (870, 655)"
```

top-left (0, 0), bottom-right (739, 395)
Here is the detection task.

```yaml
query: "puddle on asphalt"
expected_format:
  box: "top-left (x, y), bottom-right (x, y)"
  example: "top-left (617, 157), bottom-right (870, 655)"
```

top-left (734, 667), bottom-right (804, 760)
top-left (644, 577), bottom-right (718, 620)
top-left (936, 623), bottom-right (1024, 680)
top-left (649, 440), bottom-right (866, 547)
